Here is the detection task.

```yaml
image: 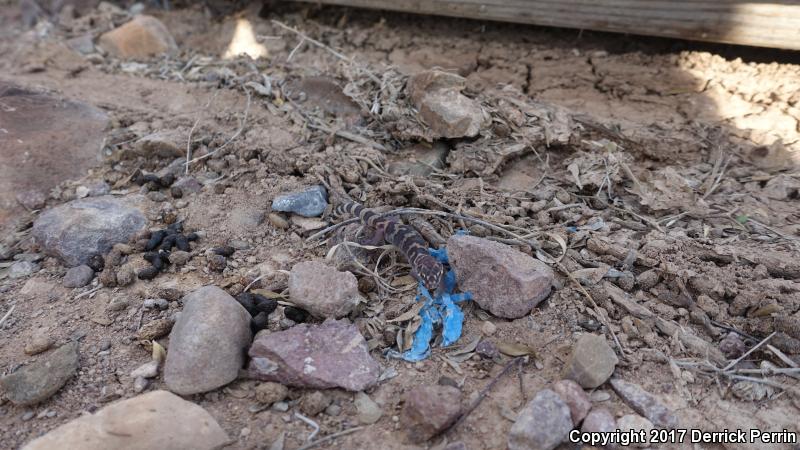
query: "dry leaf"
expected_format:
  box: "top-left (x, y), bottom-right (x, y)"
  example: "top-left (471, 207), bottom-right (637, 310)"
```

top-left (388, 302), bottom-right (425, 323)
top-left (151, 340), bottom-right (166, 363)
top-left (496, 341), bottom-right (535, 357)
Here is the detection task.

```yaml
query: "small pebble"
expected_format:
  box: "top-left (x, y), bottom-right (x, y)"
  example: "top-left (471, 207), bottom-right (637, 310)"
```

top-left (481, 321), bottom-right (497, 336)
top-left (208, 254), bottom-right (227, 272)
top-left (116, 266), bottom-right (136, 286)
top-left (21, 411), bottom-right (34, 421)
top-left (133, 376), bottom-right (149, 393)
top-left (272, 401), bottom-right (289, 412)
top-left (143, 298), bottom-right (169, 310)
top-left (24, 336), bottom-right (54, 355)
top-left (325, 404), bottom-right (342, 416)
top-left (268, 213), bottom-right (289, 229)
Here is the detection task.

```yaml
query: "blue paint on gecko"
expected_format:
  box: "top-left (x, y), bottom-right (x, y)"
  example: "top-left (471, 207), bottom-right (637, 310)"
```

top-left (385, 245), bottom-right (472, 362)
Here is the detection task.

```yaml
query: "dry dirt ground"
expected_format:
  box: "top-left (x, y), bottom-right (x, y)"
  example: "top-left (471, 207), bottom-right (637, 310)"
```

top-left (1, 1), bottom-right (800, 449)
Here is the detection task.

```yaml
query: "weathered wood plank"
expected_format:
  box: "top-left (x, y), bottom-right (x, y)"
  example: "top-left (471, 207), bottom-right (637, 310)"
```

top-left (285, 0), bottom-right (800, 50)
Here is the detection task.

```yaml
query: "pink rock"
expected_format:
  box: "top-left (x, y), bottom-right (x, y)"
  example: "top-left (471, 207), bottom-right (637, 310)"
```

top-left (447, 235), bottom-right (554, 319)
top-left (247, 319), bottom-right (379, 391)
top-left (400, 385), bottom-right (462, 443)
top-left (552, 379), bottom-right (591, 425)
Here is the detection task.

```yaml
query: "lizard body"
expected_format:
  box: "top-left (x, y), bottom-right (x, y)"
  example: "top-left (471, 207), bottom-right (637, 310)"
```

top-left (333, 201), bottom-right (444, 294)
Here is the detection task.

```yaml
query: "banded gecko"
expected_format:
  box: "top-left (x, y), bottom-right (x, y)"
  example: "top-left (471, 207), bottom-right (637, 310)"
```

top-left (333, 201), bottom-right (444, 294)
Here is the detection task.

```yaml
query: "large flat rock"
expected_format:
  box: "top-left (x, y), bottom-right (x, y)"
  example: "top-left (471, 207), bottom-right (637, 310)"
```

top-left (21, 390), bottom-right (229, 450)
top-left (0, 82), bottom-right (108, 233)
top-left (32, 196), bottom-right (146, 267)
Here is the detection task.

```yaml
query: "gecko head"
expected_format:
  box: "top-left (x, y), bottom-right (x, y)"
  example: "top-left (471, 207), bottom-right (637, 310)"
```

top-left (417, 255), bottom-right (445, 296)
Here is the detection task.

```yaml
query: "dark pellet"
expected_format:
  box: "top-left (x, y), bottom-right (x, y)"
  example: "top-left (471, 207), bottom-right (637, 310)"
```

top-left (168, 221), bottom-right (184, 233)
top-left (175, 235), bottom-right (190, 251)
top-left (235, 292), bottom-right (258, 316)
top-left (159, 235), bottom-right (177, 251)
top-left (251, 312), bottom-right (269, 332)
top-left (137, 266), bottom-right (159, 280)
top-left (284, 306), bottom-right (309, 323)
top-left (212, 246), bottom-right (235, 257)
top-left (158, 250), bottom-right (171, 263)
top-left (143, 252), bottom-right (164, 271)
top-left (135, 173), bottom-right (160, 186)
top-left (87, 254), bottom-right (105, 272)
top-left (159, 173), bottom-right (175, 187)
top-left (170, 186), bottom-right (183, 198)
top-left (253, 294), bottom-right (278, 315)
top-left (186, 232), bottom-right (199, 242)
top-left (145, 230), bottom-right (167, 251)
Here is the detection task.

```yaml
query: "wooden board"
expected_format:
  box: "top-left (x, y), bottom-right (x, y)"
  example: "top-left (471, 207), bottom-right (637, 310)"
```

top-left (285, 0), bottom-right (800, 50)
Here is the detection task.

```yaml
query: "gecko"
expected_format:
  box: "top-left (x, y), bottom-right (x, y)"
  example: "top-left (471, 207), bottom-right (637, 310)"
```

top-left (333, 200), bottom-right (444, 295)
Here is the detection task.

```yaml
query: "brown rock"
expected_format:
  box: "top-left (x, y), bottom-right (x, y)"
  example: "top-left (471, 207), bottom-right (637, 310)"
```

top-left (24, 335), bottom-right (55, 356)
top-left (288, 260), bottom-right (362, 318)
top-left (254, 382), bottom-right (288, 405)
top-left (400, 384), bottom-right (461, 443)
top-left (447, 235), bottom-right (554, 319)
top-left (0, 83), bottom-right (108, 233)
top-left (21, 390), bottom-right (228, 450)
top-left (299, 391), bottom-right (331, 416)
top-left (248, 319), bottom-right (379, 391)
top-left (562, 334), bottom-right (618, 389)
top-left (98, 15), bottom-right (177, 59)
top-left (406, 70), bottom-right (486, 139)
top-left (551, 379), bottom-right (591, 424)
top-left (137, 318), bottom-right (174, 341)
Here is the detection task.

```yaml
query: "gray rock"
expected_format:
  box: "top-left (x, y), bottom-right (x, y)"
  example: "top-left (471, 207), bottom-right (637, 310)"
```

top-left (8, 261), bottom-right (39, 278)
top-left (551, 379), bottom-right (591, 424)
top-left (130, 360), bottom-right (160, 379)
top-left (0, 341), bottom-right (79, 405)
top-left (400, 384), bottom-right (461, 443)
top-left (33, 196), bottom-right (146, 267)
top-left (617, 414), bottom-right (653, 448)
top-left (444, 442), bottom-right (468, 450)
top-left (289, 260), bottom-right (362, 318)
top-left (355, 392), bottom-right (382, 425)
top-left (719, 332), bottom-right (746, 359)
top-left (65, 34), bottom-right (95, 54)
top-left (387, 141), bottom-right (449, 177)
top-left (172, 176), bottom-right (202, 194)
top-left (164, 286), bottom-right (252, 395)
top-left (581, 407), bottom-right (617, 435)
top-left (248, 318), bottom-right (379, 391)
top-left (508, 389), bottom-right (573, 450)
top-left (447, 235), bottom-right (554, 319)
top-left (610, 378), bottom-right (678, 429)
top-left (21, 390), bottom-right (229, 450)
top-left (562, 334), bottom-right (618, 389)
top-left (63, 265), bottom-right (94, 288)
top-left (271, 185), bottom-right (328, 217)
